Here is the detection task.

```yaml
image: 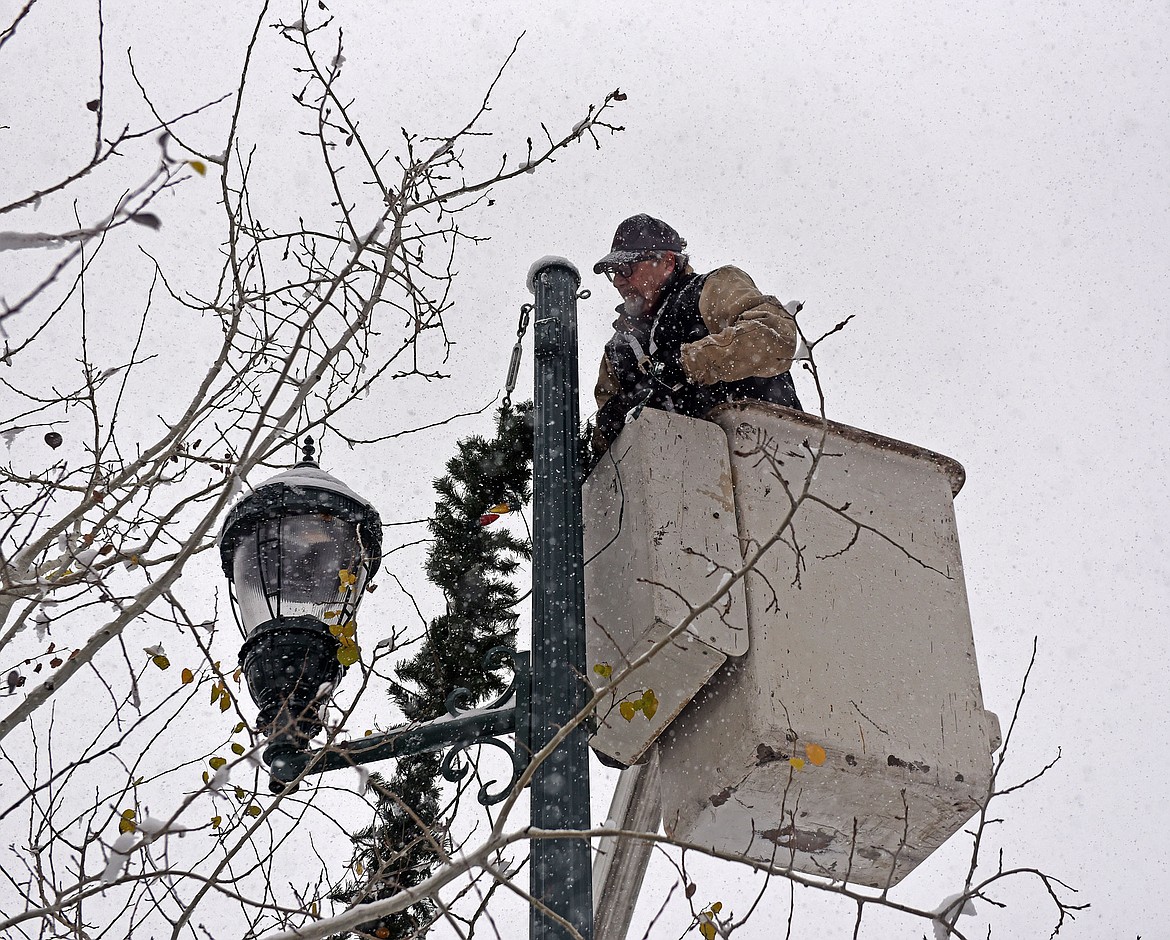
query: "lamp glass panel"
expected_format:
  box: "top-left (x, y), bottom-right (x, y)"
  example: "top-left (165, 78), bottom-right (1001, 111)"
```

top-left (232, 512), bottom-right (370, 633)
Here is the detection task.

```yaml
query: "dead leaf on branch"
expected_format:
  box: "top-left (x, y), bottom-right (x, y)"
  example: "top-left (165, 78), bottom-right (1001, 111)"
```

top-left (130, 213), bottom-right (161, 230)
top-left (618, 689), bottom-right (658, 722)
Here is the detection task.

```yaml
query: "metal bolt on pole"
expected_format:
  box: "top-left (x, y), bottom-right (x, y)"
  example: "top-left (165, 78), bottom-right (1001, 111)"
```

top-left (528, 257), bottom-right (593, 940)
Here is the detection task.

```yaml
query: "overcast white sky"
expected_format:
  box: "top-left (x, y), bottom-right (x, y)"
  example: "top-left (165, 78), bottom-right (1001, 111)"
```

top-left (3, 0), bottom-right (1168, 937)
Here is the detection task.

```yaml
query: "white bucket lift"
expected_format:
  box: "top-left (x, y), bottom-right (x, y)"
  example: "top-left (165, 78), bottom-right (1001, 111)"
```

top-left (583, 412), bottom-right (748, 765)
top-left (583, 402), bottom-right (1000, 889)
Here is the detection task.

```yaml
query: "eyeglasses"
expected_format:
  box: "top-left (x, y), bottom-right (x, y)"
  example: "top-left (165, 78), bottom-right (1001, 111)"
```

top-left (603, 256), bottom-right (658, 282)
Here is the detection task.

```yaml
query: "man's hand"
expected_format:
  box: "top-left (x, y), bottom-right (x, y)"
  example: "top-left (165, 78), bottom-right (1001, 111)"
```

top-left (679, 341), bottom-right (718, 386)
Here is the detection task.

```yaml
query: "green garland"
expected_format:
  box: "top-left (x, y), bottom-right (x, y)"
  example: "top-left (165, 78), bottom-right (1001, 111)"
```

top-left (333, 403), bottom-right (533, 940)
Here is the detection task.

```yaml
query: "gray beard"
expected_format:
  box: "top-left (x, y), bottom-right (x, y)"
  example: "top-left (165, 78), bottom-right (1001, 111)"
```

top-left (622, 294), bottom-right (649, 319)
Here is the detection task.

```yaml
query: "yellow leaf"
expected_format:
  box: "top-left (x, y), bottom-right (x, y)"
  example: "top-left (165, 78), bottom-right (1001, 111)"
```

top-left (805, 742), bottom-right (827, 766)
top-left (337, 644), bottom-right (360, 667)
top-left (354, 861), bottom-right (364, 875)
top-left (640, 689), bottom-right (658, 721)
top-left (699, 922), bottom-right (715, 940)
top-left (310, 901), bottom-right (319, 917)
top-left (202, 770), bottom-right (210, 784)
top-left (338, 568), bottom-right (357, 588)
top-left (363, 729), bottom-right (373, 737)
top-left (489, 502), bottom-right (511, 514)
top-left (788, 757), bottom-right (805, 771)
top-left (219, 689), bottom-right (231, 712)
top-left (118, 809), bottom-right (137, 834)
top-left (211, 815), bottom-right (222, 828)
top-left (233, 721), bottom-right (246, 734)
top-left (189, 160), bottom-right (207, 176)
top-left (181, 667), bottom-right (194, 684)
top-left (235, 786), bottom-right (247, 802)
top-left (593, 663), bottom-right (612, 679)
top-left (245, 804), bottom-right (261, 817)
top-left (709, 902), bottom-right (722, 914)
top-left (232, 667), bottom-right (242, 684)
top-left (323, 610), bottom-right (340, 620)
top-left (209, 756), bottom-right (227, 770)
top-left (231, 743), bottom-right (245, 755)
top-left (619, 701), bottom-right (637, 722)
top-left (210, 684), bottom-right (221, 704)
top-left (152, 654), bottom-right (171, 670)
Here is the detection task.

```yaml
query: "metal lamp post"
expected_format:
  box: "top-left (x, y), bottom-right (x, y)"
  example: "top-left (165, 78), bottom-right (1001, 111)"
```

top-left (528, 258), bottom-right (593, 939)
top-left (219, 259), bottom-right (593, 939)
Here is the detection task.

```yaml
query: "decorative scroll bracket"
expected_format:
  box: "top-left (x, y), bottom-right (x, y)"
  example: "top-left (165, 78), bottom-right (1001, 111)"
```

top-left (265, 648), bottom-right (531, 805)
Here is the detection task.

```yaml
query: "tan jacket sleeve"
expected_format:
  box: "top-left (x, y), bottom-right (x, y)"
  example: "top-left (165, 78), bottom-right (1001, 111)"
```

top-left (590, 349), bottom-right (624, 456)
top-left (678, 266), bottom-right (798, 386)
top-left (594, 347), bottom-right (619, 413)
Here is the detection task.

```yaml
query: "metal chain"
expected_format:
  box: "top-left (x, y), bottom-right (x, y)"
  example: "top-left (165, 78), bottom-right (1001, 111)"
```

top-left (501, 302), bottom-right (533, 410)
top-left (500, 288), bottom-right (588, 409)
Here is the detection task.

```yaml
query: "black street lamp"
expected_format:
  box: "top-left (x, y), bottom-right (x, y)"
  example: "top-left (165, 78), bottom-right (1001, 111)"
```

top-left (218, 260), bottom-right (592, 940)
top-left (218, 439), bottom-right (383, 779)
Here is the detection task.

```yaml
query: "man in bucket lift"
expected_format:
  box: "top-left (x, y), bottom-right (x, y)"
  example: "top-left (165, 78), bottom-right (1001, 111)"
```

top-left (591, 214), bottom-right (804, 458)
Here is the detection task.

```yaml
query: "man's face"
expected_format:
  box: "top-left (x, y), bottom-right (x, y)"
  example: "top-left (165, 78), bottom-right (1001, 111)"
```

top-left (609, 254), bottom-right (676, 319)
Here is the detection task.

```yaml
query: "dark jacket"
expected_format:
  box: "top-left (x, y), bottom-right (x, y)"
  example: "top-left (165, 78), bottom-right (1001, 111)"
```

top-left (593, 266), bottom-right (802, 454)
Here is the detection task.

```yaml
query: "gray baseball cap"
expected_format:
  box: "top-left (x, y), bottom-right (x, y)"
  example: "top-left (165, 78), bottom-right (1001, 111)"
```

top-left (593, 214), bottom-right (687, 274)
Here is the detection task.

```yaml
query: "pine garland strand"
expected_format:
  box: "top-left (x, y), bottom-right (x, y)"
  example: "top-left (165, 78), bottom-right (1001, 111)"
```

top-left (333, 404), bottom-right (533, 939)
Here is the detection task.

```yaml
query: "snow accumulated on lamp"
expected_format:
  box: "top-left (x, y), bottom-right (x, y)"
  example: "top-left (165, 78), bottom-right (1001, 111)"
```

top-left (218, 438), bottom-right (382, 753)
